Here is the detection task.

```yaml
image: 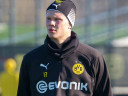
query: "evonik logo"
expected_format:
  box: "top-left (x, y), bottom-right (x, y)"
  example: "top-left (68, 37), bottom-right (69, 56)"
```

top-left (36, 80), bottom-right (88, 94)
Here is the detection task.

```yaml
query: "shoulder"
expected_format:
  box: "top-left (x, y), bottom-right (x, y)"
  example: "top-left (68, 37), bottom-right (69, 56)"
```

top-left (77, 43), bottom-right (103, 60)
top-left (23, 44), bottom-right (46, 60)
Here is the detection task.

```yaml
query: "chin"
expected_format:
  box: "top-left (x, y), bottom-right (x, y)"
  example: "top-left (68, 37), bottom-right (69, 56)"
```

top-left (48, 34), bottom-right (58, 39)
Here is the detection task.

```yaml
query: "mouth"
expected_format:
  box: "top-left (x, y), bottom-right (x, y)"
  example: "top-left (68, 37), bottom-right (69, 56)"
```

top-left (48, 28), bottom-right (56, 33)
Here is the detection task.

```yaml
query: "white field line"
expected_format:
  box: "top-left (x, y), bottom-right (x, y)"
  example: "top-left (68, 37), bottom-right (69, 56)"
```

top-left (112, 86), bottom-right (128, 95)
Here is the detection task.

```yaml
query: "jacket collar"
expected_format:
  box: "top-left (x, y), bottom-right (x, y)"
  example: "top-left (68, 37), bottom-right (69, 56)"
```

top-left (44, 31), bottom-right (79, 59)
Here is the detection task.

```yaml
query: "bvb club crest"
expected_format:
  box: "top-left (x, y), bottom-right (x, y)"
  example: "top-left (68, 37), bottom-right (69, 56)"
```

top-left (72, 63), bottom-right (84, 75)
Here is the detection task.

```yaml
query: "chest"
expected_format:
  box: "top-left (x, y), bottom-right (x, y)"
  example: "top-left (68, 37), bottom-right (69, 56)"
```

top-left (28, 53), bottom-right (94, 95)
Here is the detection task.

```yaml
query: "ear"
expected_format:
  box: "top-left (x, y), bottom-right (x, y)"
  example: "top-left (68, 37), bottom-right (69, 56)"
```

top-left (68, 25), bottom-right (72, 30)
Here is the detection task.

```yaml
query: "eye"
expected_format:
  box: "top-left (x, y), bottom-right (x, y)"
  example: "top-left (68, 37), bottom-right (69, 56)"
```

top-left (55, 18), bottom-right (61, 21)
top-left (47, 17), bottom-right (51, 20)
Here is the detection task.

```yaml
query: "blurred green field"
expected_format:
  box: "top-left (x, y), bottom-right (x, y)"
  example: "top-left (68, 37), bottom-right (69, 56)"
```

top-left (0, 24), bottom-right (128, 45)
top-left (0, 25), bottom-right (34, 39)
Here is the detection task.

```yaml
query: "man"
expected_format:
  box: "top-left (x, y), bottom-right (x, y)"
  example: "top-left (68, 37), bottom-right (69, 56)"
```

top-left (17, 0), bottom-right (113, 96)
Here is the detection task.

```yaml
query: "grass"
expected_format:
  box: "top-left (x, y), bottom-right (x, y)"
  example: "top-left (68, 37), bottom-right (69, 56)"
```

top-left (0, 27), bottom-right (9, 40)
top-left (105, 53), bottom-right (125, 80)
top-left (15, 25), bottom-right (35, 35)
top-left (114, 27), bottom-right (128, 38)
top-left (75, 24), bottom-right (128, 45)
top-left (0, 24), bottom-right (128, 45)
top-left (0, 25), bottom-right (35, 39)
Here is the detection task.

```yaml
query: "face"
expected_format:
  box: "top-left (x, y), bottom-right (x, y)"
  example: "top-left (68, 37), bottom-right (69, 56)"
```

top-left (46, 10), bottom-right (72, 42)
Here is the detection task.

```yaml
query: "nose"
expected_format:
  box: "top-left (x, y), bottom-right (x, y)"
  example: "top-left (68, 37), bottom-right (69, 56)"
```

top-left (49, 20), bottom-right (55, 26)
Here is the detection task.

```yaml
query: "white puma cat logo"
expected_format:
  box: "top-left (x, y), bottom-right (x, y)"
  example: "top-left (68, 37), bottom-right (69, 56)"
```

top-left (40, 63), bottom-right (49, 70)
top-left (52, 4), bottom-right (60, 9)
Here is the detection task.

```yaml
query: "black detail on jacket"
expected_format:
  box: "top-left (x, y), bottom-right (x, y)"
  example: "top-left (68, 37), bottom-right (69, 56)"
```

top-left (17, 32), bottom-right (113, 96)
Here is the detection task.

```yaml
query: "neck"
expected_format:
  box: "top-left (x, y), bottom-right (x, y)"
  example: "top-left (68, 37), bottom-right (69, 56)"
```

top-left (51, 36), bottom-right (71, 48)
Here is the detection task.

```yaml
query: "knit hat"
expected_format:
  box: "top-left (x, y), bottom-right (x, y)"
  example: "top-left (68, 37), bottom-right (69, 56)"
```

top-left (46, 0), bottom-right (76, 27)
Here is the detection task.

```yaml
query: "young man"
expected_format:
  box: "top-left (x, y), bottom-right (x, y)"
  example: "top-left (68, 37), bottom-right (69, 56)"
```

top-left (17, 0), bottom-right (113, 96)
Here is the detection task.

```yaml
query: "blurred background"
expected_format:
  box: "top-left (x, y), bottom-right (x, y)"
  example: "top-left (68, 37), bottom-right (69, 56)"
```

top-left (0, 0), bottom-right (128, 96)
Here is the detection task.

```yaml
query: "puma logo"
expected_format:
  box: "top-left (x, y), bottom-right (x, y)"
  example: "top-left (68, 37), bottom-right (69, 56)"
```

top-left (40, 63), bottom-right (49, 70)
top-left (52, 3), bottom-right (61, 9)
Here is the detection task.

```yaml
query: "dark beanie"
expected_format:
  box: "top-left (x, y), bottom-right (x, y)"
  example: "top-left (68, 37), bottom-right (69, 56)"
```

top-left (46, 0), bottom-right (76, 27)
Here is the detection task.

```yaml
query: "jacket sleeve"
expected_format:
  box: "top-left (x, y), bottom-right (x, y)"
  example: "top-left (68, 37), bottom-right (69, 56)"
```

top-left (93, 55), bottom-right (113, 96)
top-left (17, 56), bottom-right (31, 96)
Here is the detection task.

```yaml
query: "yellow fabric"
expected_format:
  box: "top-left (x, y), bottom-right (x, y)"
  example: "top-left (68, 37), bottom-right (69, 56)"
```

top-left (4, 58), bottom-right (16, 73)
top-left (0, 58), bottom-right (19, 96)
top-left (0, 72), bottom-right (18, 96)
